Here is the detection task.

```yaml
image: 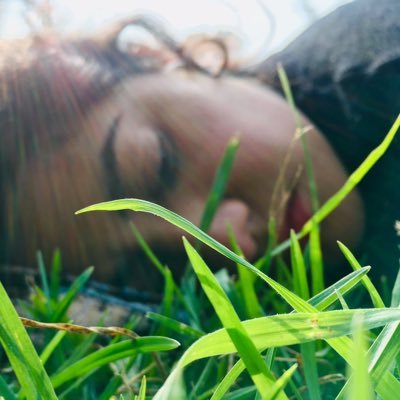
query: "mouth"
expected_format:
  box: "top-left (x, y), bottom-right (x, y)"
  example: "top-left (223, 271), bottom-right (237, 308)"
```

top-left (279, 188), bottom-right (312, 241)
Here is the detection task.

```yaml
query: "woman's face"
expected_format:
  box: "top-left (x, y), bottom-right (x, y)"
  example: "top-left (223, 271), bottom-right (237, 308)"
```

top-left (13, 69), bottom-right (364, 284)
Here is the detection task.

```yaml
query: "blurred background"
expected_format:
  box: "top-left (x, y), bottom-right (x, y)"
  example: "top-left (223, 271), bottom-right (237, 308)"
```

top-left (1, 0), bottom-right (352, 58)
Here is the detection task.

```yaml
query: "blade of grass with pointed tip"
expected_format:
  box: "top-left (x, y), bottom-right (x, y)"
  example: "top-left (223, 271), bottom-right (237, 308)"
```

top-left (138, 375), bottom-right (146, 400)
top-left (273, 114), bottom-right (400, 256)
top-left (290, 230), bottom-right (309, 300)
top-left (50, 249), bottom-right (62, 301)
top-left (269, 364), bottom-right (298, 400)
top-left (337, 241), bottom-right (385, 308)
top-left (391, 268), bottom-right (400, 307)
top-left (40, 329), bottom-right (67, 365)
top-left (51, 267), bottom-right (94, 322)
top-left (0, 282), bottom-right (57, 400)
top-left (76, 199), bottom-right (278, 279)
top-left (278, 64), bottom-right (324, 295)
top-left (51, 336), bottom-right (179, 388)
top-left (210, 359), bottom-right (246, 400)
top-left (130, 222), bottom-right (169, 277)
top-left (76, 198), bottom-right (366, 312)
top-left (309, 267), bottom-right (369, 310)
top-left (183, 238), bottom-right (281, 399)
top-left (199, 136), bottom-right (240, 233)
top-left (227, 223), bottom-right (262, 319)
top-left (162, 267), bottom-right (174, 319)
top-left (146, 312), bottom-right (204, 339)
top-left (37, 250), bottom-right (50, 300)
top-left (309, 223), bottom-right (324, 296)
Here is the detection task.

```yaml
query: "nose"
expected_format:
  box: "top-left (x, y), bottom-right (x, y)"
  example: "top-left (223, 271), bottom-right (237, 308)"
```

top-left (208, 199), bottom-right (259, 260)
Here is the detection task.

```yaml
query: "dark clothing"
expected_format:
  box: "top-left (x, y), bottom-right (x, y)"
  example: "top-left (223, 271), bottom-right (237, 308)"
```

top-left (260, 0), bottom-right (400, 281)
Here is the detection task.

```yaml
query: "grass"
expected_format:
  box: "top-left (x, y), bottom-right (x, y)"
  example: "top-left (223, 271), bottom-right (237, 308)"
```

top-left (1, 87), bottom-right (400, 398)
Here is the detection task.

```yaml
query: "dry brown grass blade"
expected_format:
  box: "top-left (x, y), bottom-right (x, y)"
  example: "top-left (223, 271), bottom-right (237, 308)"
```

top-left (20, 317), bottom-right (138, 339)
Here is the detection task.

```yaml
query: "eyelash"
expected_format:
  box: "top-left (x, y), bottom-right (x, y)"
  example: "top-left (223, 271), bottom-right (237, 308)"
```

top-left (149, 129), bottom-right (180, 201)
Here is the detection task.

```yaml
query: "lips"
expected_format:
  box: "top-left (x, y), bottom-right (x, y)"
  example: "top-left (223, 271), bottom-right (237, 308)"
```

top-left (279, 189), bottom-right (312, 241)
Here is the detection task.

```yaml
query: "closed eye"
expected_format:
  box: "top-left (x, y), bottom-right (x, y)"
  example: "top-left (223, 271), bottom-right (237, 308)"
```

top-left (148, 128), bottom-right (180, 201)
top-left (101, 117), bottom-right (179, 204)
top-left (101, 114), bottom-right (125, 200)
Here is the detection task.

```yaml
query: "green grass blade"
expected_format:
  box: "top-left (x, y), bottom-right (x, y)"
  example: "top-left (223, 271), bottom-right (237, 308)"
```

top-left (391, 267), bottom-right (400, 307)
top-left (76, 199), bottom-right (261, 275)
top-left (0, 375), bottom-right (17, 400)
top-left (369, 323), bottom-right (400, 385)
top-left (300, 113), bottom-right (400, 238)
top-left (146, 312), bottom-right (204, 339)
top-left (156, 308), bottom-right (400, 399)
top-left (224, 386), bottom-right (257, 399)
top-left (268, 363), bottom-right (298, 400)
top-left (0, 282), bottom-right (57, 400)
top-left (50, 248), bottom-right (62, 301)
top-left (337, 241), bottom-right (385, 308)
top-left (98, 375), bottom-right (123, 400)
top-left (199, 136), bottom-right (240, 233)
top-left (228, 223), bottom-right (262, 319)
top-left (373, 374), bottom-right (400, 400)
top-left (183, 238), bottom-right (281, 399)
top-left (137, 375), bottom-right (146, 400)
top-left (243, 261), bottom-right (398, 399)
top-left (290, 230), bottom-right (310, 299)
top-left (309, 223), bottom-right (324, 296)
top-left (335, 289), bottom-right (349, 310)
top-left (178, 309), bottom-right (400, 364)
top-left (309, 267), bottom-right (370, 310)
top-left (51, 267), bottom-right (94, 322)
top-left (210, 359), bottom-right (246, 400)
top-left (255, 217), bottom-right (278, 273)
top-left (40, 329), bottom-right (67, 365)
top-left (36, 250), bottom-right (50, 299)
top-left (273, 114), bottom-right (400, 256)
top-left (76, 199), bottom-right (397, 398)
top-left (76, 199), bottom-right (367, 313)
top-left (75, 197), bottom-right (318, 313)
top-left (51, 336), bottom-right (179, 388)
top-left (131, 223), bottom-right (198, 325)
top-left (188, 359), bottom-right (215, 400)
top-left (346, 315), bottom-right (373, 400)
top-left (339, 320), bottom-right (400, 399)
top-left (278, 64), bottom-right (324, 295)
top-left (55, 332), bottom-right (97, 372)
top-left (300, 342), bottom-right (321, 400)
top-left (130, 222), bottom-right (169, 277)
top-left (162, 267), bottom-right (174, 318)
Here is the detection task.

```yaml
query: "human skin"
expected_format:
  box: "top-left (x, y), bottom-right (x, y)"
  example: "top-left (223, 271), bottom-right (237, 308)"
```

top-left (5, 64), bottom-right (364, 287)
